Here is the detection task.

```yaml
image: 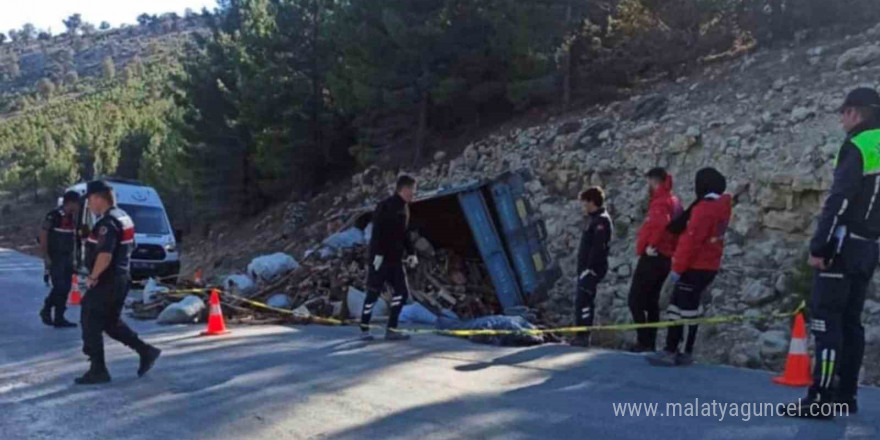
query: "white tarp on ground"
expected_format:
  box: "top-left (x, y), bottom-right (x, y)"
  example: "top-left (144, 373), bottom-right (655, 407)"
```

top-left (156, 295), bottom-right (205, 325)
top-left (247, 252), bottom-right (299, 283)
top-left (346, 286), bottom-right (388, 319)
top-left (222, 274), bottom-right (258, 296)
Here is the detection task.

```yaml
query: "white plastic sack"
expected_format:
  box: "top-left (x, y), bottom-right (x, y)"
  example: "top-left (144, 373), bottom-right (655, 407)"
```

top-left (399, 302), bottom-right (438, 325)
top-left (247, 252), bottom-right (299, 283)
top-left (156, 295), bottom-right (206, 325)
top-left (143, 277), bottom-right (169, 304)
top-left (324, 227), bottom-right (366, 250)
top-left (222, 274), bottom-right (257, 296)
top-left (346, 286), bottom-right (388, 319)
top-left (266, 294), bottom-right (293, 309)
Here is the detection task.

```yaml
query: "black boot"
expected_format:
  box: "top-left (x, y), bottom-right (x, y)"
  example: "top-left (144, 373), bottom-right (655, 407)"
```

top-left (835, 395), bottom-right (858, 415)
top-left (784, 390), bottom-right (835, 420)
top-left (40, 307), bottom-right (53, 326)
top-left (137, 346), bottom-right (162, 377)
top-left (54, 319), bottom-right (77, 328)
top-left (74, 363), bottom-right (111, 385)
top-left (54, 309), bottom-right (77, 328)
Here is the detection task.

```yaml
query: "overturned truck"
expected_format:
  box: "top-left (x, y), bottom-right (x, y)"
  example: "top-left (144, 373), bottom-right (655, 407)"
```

top-left (385, 169), bottom-right (561, 318)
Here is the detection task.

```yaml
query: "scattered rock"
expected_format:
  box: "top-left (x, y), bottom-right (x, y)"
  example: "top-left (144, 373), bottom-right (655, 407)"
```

top-left (837, 44), bottom-right (880, 70)
top-left (790, 106), bottom-right (815, 123)
top-left (576, 120), bottom-right (615, 152)
top-left (759, 330), bottom-right (790, 361)
top-left (631, 96), bottom-right (668, 121)
top-left (774, 273), bottom-right (789, 294)
top-left (557, 121), bottom-right (582, 136)
top-left (668, 134), bottom-right (698, 153)
top-left (433, 151), bottom-right (447, 162)
top-left (733, 123), bottom-right (757, 138)
top-left (742, 280), bottom-right (775, 306)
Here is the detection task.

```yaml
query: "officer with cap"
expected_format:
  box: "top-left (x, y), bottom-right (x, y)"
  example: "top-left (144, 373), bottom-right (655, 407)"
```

top-left (76, 180), bottom-right (161, 385)
top-left (791, 88), bottom-right (880, 418)
top-left (39, 190), bottom-right (81, 328)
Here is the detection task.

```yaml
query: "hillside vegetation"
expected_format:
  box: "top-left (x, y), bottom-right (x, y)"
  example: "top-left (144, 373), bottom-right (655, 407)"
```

top-left (1, 0), bottom-right (878, 228)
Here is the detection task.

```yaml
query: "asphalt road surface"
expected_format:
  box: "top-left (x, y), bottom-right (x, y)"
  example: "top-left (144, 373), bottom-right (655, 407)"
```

top-left (1, 248), bottom-right (878, 440)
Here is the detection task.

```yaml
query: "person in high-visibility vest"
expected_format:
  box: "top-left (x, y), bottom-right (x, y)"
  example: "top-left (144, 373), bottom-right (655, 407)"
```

top-left (789, 88), bottom-right (880, 419)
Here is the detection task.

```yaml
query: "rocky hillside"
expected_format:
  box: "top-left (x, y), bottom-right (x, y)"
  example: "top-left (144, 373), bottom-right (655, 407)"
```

top-left (176, 22), bottom-right (880, 385)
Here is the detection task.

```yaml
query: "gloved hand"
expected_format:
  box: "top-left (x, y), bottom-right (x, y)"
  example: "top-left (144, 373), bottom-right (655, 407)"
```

top-left (659, 272), bottom-right (680, 309)
top-left (372, 255), bottom-right (384, 272)
top-left (406, 255), bottom-right (419, 268)
top-left (645, 246), bottom-right (658, 257)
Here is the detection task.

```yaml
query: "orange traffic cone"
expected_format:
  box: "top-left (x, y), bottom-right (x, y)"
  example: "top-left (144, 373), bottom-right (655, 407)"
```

top-left (773, 312), bottom-right (813, 387)
top-left (194, 269), bottom-right (204, 286)
top-left (201, 289), bottom-right (229, 336)
top-left (67, 274), bottom-right (82, 306)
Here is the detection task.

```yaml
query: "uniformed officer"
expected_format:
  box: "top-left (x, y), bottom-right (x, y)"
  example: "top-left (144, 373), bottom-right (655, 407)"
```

top-left (76, 180), bottom-right (161, 385)
top-left (39, 190), bottom-right (81, 328)
top-left (573, 187), bottom-right (613, 348)
top-left (792, 88), bottom-right (880, 418)
top-left (360, 175), bottom-right (418, 341)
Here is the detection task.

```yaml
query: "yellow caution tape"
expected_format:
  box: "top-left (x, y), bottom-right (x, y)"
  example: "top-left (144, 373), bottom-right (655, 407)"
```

top-left (155, 287), bottom-right (809, 338)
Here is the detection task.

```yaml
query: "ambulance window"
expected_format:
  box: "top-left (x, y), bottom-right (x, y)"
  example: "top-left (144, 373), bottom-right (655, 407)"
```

top-left (118, 204), bottom-right (170, 235)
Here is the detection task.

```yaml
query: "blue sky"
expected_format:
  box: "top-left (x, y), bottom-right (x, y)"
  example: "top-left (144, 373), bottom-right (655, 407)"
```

top-left (1, 0), bottom-right (216, 36)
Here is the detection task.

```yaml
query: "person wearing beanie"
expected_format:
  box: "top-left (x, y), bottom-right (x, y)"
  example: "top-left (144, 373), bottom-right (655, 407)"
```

top-left (647, 167), bottom-right (731, 367)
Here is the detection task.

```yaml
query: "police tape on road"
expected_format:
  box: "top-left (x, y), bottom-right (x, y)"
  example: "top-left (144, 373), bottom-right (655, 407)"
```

top-left (156, 286), bottom-right (807, 338)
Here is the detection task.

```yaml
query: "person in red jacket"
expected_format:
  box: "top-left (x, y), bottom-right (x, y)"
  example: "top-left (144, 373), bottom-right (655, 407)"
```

top-left (629, 168), bottom-right (681, 352)
top-left (648, 167), bottom-right (731, 367)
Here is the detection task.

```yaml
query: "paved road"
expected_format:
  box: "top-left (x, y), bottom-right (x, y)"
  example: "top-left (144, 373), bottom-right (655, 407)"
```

top-left (1, 249), bottom-right (878, 440)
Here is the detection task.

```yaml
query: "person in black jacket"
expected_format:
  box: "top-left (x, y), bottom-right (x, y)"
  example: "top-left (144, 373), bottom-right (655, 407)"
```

top-left (76, 181), bottom-right (160, 385)
top-left (39, 190), bottom-right (81, 328)
top-left (788, 88), bottom-right (880, 418)
top-left (573, 187), bottom-right (612, 347)
top-left (360, 175), bottom-right (419, 341)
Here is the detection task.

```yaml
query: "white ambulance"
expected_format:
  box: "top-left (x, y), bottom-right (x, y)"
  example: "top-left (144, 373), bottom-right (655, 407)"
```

top-left (65, 179), bottom-right (181, 283)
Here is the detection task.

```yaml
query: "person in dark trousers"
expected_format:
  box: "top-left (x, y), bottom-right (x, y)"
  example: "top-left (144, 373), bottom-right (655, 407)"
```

top-left (76, 180), bottom-right (161, 385)
top-left (572, 187), bottom-right (612, 348)
top-left (647, 168), bottom-right (731, 367)
top-left (788, 88), bottom-right (880, 419)
top-left (39, 191), bottom-right (81, 328)
top-left (360, 175), bottom-right (419, 341)
top-left (629, 168), bottom-right (681, 352)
